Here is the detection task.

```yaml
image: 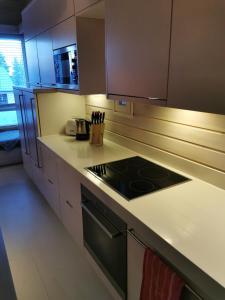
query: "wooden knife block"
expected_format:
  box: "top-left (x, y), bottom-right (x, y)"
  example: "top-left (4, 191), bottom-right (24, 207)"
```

top-left (89, 124), bottom-right (105, 145)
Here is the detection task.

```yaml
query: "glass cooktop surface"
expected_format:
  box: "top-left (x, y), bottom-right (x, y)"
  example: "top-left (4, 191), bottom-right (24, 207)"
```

top-left (86, 156), bottom-right (189, 200)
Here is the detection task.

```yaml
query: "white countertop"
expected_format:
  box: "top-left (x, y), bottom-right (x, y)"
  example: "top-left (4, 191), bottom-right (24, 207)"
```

top-left (38, 134), bottom-right (225, 292)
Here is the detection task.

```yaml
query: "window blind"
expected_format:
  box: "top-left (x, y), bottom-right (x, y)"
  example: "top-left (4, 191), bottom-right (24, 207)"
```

top-left (0, 37), bottom-right (26, 128)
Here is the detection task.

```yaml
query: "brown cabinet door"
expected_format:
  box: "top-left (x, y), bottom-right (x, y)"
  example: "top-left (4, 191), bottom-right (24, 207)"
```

top-left (74, 0), bottom-right (99, 14)
top-left (49, 0), bottom-right (75, 25)
top-left (168, 0), bottom-right (225, 114)
top-left (51, 16), bottom-right (76, 50)
top-left (105, 0), bottom-right (172, 100)
top-left (22, 0), bottom-right (75, 41)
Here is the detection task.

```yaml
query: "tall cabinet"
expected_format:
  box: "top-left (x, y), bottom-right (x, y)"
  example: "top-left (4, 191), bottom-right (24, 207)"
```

top-left (14, 88), bottom-right (40, 178)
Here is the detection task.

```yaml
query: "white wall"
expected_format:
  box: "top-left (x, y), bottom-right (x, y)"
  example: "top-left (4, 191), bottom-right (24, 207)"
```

top-left (37, 92), bottom-right (86, 136)
top-left (86, 95), bottom-right (225, 189)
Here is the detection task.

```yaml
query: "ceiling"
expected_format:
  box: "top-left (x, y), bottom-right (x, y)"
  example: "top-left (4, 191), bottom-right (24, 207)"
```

top-left (0, 0), bottom-right (31, 25)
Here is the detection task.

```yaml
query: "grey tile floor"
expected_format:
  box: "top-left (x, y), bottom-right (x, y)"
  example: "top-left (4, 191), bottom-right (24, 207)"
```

top-left (0, 164), bottom-right (113, 300)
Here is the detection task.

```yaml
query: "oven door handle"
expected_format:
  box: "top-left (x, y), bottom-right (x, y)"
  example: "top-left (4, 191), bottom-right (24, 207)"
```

top-left (81, 202), bottom-right (121, 239)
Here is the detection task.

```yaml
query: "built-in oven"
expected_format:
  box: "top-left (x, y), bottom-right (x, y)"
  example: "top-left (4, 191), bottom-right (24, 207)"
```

top-left (81, 185), bottom-right (127, 299)
top-left (53, 44), bottom-right (79, 89)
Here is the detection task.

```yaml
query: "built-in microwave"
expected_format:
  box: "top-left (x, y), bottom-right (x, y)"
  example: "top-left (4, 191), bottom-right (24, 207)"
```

top-left (53, 44), bottom-right (79, 89)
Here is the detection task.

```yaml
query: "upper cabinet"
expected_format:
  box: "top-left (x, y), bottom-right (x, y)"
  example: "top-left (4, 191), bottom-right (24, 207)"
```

top-left (105, 0), bottom-right (172, 101)
top-left (167, 0), bottom-right (225, 115)
top-left (22, 0), bottom-right (75, 41)
top-left (51, 16), bottom-right (77, 50)
top-left (25, 38), bottom-right (41, 85)
top-left (48, 0), bottom-right (75, 27)
top-left (36, 30), bottom-right (56, 85)
top-left (22, 0), bottom-right (44, 41)
top-left (75, 0), bottom-right (100, 14)
top-left (76, 17), bottom-right (106, 94)
top-left (51, 15), bottom-right (105, 94)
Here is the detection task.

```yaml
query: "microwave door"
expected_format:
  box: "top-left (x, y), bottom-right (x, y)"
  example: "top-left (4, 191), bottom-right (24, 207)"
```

top-left (53, 45), bottom-right (79, 89)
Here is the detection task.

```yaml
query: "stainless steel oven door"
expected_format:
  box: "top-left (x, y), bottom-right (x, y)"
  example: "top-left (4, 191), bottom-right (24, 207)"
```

top-left (81, 185), bottom-right (127, 299)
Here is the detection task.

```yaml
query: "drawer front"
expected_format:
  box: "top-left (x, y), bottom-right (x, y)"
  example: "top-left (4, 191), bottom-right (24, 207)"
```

top-left (61, 197), bottom-right (83, 247)
top-left (22, 152), bottom-right (33, 179)
top-left (40, 144), bottom-right (58, 184)
top-left (57, 159), bottom-right (81, 211)
top-left (32, 163), bottom-right (46, 197)
top-left (44, 176), bottom-right (61, 219)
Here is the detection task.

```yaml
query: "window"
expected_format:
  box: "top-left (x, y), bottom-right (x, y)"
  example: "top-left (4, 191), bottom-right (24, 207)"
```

top-left (0, 93), bottom-right (7, 104)
top-left (0, 36), bottom-right (26, 128)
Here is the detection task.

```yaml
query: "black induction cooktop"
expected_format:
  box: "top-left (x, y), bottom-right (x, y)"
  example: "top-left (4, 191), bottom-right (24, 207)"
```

top-left (86, 156), bottom-right (190, 200)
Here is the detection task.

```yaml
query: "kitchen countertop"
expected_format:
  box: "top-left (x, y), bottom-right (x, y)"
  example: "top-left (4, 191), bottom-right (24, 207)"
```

top-left (13, 85), bottom-right (81, 95)
top-left (38, 134), bottom-right (225, 296)
top-left (13, 85), bottom-right (56, 93)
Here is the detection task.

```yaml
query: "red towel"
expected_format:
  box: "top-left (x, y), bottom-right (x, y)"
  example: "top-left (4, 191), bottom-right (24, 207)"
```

top-left (140, 248), bottom-right (184, 300)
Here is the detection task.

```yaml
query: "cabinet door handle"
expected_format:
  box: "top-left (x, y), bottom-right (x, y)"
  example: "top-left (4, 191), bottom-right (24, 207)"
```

top-left (30, 97), bottom-right (41, 168)
top-left (19, 94), bottom-right (29, 155)
top-left (147, 97), bottom-right (166, 101)
top-left (48, 178), bottom-right (54, 185)
top-left (35, 163), bottom-right (42, 169)
top-left (66, 201), bottom-right (73, 209)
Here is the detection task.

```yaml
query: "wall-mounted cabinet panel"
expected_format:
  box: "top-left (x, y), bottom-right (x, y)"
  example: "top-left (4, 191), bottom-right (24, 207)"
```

top-left (105, 0), bottom-right (172, 100)
top-left (75, 0), bottom-right (104, 18)
top-left (51, 16), bottom-right (76, 50)
top-left (77, 17), bottom-right (106, 94)
top-left (22, 0), bottom-right (53, 40)
top-left (168, 0), bottom-right (225, 115)
top-left (50, 16), bottom-right (105, 94)
top-left (25, 38), bottom-right (41, 85)
top-left (22, 0), bottom-right (75, 41)
top-left (75, 0), bottom-right (100, 14)
top-left (36, 30), bottom-right (56, 85)
top-left (49, 0), bottom-right (75, 26)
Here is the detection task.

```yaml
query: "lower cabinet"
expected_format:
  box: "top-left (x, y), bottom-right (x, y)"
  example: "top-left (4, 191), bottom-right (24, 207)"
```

top-left (127, 231), bottom-right (203, 300)
top-left (60, 197), bottom-right (83, 248)
top-left (57, 158), bottom-right (83, 248)
top-left (43, 175), bottom-right (61, 219)
top-left (22, 141), bottom-right (204, 300)
top-left (127, 233), bottom-right (145, 300)
top-left (22, 151), bottom-right (34, 180)
top-left (26, 141), bottom-right (83, 248)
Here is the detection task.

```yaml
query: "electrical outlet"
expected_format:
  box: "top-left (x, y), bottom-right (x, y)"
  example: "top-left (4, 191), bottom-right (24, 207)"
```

top-left (113, 99), bottom-right (133, 118)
